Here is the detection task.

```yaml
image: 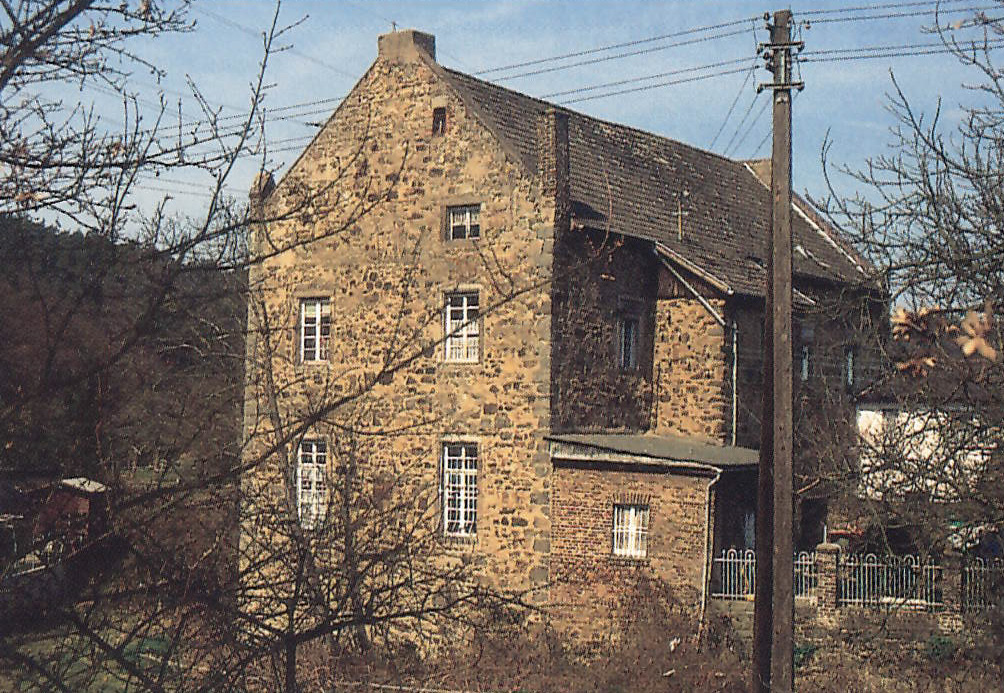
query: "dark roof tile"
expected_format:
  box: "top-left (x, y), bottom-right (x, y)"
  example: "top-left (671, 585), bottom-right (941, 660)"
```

top-left (439, 67), bottom-right (874, 297)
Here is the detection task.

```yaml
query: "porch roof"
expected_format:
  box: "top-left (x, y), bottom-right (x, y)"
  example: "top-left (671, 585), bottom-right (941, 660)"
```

top-left (546, 432), bottom-right (758, 473)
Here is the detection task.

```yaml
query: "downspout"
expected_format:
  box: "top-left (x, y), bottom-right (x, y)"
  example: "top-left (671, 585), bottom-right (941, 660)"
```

top-left (656, 252), bottom-right (740, 447)
top-left (699, 466), bottom-right (723, 644)
top-left (731, 320), bottom-right (739, 446)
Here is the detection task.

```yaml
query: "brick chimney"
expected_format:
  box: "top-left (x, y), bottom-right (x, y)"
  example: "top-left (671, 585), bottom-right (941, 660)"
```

top-left (538, 107), bottom-right (570, 224)
top-left (377, 29), bottom-right (436, 62)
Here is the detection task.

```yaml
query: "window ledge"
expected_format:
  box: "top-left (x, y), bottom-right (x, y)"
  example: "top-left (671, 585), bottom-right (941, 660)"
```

top-left (608, 555), bottom-right (650, 566)
top-left (440, 360), bottom-right (484, 369)
top-left (441, 534), bottom-right (477, 551)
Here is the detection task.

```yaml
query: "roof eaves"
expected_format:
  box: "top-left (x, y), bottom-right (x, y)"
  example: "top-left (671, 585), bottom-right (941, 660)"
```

top-left (654, 242), bottom-right (734, 296)
top-left (741, 161), bottom-right (870, 281)
top-left (434, 66), bottom-right (540, 178)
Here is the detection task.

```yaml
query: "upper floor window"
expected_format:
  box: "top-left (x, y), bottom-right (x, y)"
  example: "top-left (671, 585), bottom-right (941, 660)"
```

top-left (442, 442), bottom-right (478, 538)
top-left (297, 440), bottom-right (328, 529)
top-left (432, 106), bottom-right (446, 136)
top-left (444, 291), bottom-right (480, 363)
top-left (448, 204), bottom-right (480, 240)
top-left (300, 298), bottom-right (331, 363)
top-left (844, 345), bottom-right (856, 388)
top-left (612, 503), bottom-right (649, 558)
top-left (618, 301), bottom-right (641, 370)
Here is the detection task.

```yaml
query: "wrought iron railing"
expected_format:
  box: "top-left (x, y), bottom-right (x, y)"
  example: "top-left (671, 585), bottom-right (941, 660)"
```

top-left (838, 553), bottom-right (942, 610)
top-left (711, 549), bottom-right (817, 600)
top-left (962, 557), bottom-right (1004, 611)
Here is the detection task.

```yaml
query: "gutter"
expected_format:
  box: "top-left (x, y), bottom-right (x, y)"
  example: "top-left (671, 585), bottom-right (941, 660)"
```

top-left (653, 245), bottom-right (740, 447)
top-left (654, 243), bottom-right (734, 298)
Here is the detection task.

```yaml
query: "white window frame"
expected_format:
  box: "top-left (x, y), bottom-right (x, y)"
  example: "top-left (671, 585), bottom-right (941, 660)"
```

top-left (612, 503), bottom-right (649, 558)
top-left (299, 298), bottom-right (331, 363)
top-left (444, 291), bottom-right (480, 363)
top-left (442, 442), bottom-right (478, 538)
top-left (296, 440), bottom-right (328, 529)
top-left (447, 204), bottom-right (481, 240)
top-left (619, 314), bottom-right (640, 370)
top-left (844, 345), bottom-right (856, 388)
top-left (800, 344), bottom-right (811, 382)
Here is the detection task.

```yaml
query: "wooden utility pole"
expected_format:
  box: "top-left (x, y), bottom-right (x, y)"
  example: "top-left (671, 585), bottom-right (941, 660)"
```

top-left (753, 9), bottom-right (802, 693)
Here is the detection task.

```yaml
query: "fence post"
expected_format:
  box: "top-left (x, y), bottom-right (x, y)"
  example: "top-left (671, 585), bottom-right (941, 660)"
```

top-left (815, 542), bottom-right (840, 627)
top-left (940, 553), bottom-right (964, 632)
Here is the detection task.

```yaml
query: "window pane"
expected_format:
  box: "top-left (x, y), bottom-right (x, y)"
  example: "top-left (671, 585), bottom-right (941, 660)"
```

top-left (442, 442), bottom-right (478, 537)
top-left (613, 503), bottom-right (648, 557)
top-left (297, 440), bottom-right (329, 529)
top-left (445, 292), bottom-right (480, 363)
top-left (300, 299), bottom-right (330, 363)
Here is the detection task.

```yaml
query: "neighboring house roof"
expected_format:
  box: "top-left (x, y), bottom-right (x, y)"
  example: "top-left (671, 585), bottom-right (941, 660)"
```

top-left (438, 67), bottom-right (874, 299)
top-left (546, 432), bottom-right (758, 472)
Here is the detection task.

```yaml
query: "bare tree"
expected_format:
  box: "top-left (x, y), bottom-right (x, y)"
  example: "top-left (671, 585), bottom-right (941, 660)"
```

top-left (811, 6), bottom-right (1003, 574)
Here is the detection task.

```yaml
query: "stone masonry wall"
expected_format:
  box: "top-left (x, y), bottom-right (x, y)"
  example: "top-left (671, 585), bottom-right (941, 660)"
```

top-left (651, 296), bottom-right (729, 443)
top-left (241, 44), bottom-right (557, 605)
top-left (549, 234), bottom-right (659, 433)
top-left (550, 462), bottom-right (712, 641)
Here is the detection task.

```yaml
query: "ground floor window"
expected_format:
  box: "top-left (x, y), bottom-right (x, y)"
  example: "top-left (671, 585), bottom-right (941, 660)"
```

top-left (442, 442), bottom-right (478, 538)
top-left (297, 440), bottom-right (328, 529)
top-left (612, 503), bottom-right (649, 558)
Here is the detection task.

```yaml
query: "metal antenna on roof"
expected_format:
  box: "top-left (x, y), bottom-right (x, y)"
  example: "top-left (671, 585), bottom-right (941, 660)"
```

top-left (673, 190), bottom-right (690, 242)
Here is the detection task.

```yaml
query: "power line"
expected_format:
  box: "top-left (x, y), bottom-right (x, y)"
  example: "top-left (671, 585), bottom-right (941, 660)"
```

top-left (560, 65), bottom-right (754, 105)
top-left (537, 56), bottom-right (755, 100)
top-left (474, 15), bottom-right (759, 76)
top-left (802, 39), bottom-right (1004, 63)
top-left (726, 96), bottom-right (770, 158)
top-left (191, 5), bottom-right (359, 79)
top-left (495, 26), bottom-right (751, 82)
top-left (721, 92), bottom-right (761, 156)
top-left (804, 3), bottom-right (998, 25)
top-left (799, 0), bottom-right (974, 16)
top-left (709, 65), bottom-right (757, 149)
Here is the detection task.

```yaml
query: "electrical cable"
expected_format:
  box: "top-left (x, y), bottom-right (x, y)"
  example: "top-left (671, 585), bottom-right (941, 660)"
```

top-left (538, 56), bottom-right (756, 99)
top-left (709, 64), bottom-right (757, 149)
top-left (474, 15), bottom-right (759, 75)
top-left (495, 27), bottom-right (751, 82)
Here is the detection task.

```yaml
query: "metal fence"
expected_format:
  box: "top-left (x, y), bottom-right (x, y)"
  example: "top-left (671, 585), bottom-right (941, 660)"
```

top-left (838, 553), bottom-right (942, 610)
top-left (710, 549), bottom-right (817, 600)
top-left (794, 551), bottom-right (818, 598)
top-left (962, 557), bottom-right (1004, 611)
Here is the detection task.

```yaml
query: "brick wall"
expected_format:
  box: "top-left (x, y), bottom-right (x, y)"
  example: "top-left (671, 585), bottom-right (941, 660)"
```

top-left (550, 462), bottom-right (713, 640)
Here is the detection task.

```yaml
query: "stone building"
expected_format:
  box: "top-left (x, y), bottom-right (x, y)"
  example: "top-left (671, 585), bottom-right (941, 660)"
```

top-left (241, 29), bottom-right (883, 636)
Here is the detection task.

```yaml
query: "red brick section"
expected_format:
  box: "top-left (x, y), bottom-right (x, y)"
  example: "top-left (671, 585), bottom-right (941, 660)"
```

top-left (550, 463), bottom-right (712, 640)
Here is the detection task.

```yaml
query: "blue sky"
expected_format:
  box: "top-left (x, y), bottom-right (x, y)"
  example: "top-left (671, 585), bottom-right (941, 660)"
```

top-left (92, 0), bottom-right (1000, 221)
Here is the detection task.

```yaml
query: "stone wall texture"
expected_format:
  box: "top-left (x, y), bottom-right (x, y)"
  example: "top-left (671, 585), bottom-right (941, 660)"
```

top-left (242, 46), bottom-right (557, 605)
top-left (651, 295), bottom-right (729, 442)
top-left (239, 33), bottom-right (887, 639)
top-left (549, 234), bottom-right (658, 433)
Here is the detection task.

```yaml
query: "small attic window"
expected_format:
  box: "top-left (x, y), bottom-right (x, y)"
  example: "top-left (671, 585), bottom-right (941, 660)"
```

top-left (432, 107), bottom-right (446, 136)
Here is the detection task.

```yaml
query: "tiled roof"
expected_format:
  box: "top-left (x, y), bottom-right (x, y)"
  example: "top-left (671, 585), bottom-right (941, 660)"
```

top-left (439, 67), bottom-right (874, 298)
